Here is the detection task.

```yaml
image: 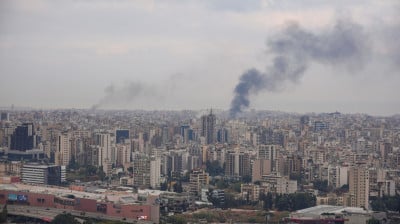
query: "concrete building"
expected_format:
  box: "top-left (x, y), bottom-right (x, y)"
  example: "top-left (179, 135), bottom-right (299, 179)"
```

top-left (241, 184), bottom-right (260, 202)
top-left (133, 155), bottom-right (151, 188)
top-left (258, 144), bottom-right (278, 172)
top-left (10, 123), bottom-right (36, 151)
top-left (150, 157), bottom-right (161, 189)
top-left (115, 129), bottom-right (130, 144)
top-left (328, 165), bottom-right (348, 188)
top-left (189, 169), bottom-right (209, 197)
top-left (94, 133), bottom-right (112, 174)
top-left (252, 159), bottom-right (271, 182)
top-left (116, 143), bottom-right (131, 170)
top-left (56, 132), bottom-right (71, 166)
top-left (276, 176), bottom-right (297, 194)
top-left (349, 166), bottom-right (369, 209)
top-left (225, 150), bottom-right (250, 178)
top-left (22, 164), bottom-right (66, 185)
top-left (201, 111), bottom-right (216, 145)
top-left (288, 205), bottom-right (383, 224)
top-left (0, 183), bottom-right (159, 223)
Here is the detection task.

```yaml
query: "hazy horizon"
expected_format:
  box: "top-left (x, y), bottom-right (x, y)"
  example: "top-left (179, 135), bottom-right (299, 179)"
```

top-left (1, 0), bottom-right (399, 116)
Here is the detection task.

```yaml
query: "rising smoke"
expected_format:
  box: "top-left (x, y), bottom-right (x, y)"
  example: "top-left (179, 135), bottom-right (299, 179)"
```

top-left (91, 81), bottom-right (161, 110)
top-left (229, 20), bottom-right (370, 117)
top-left (92, 73), bottom-right (186, 110)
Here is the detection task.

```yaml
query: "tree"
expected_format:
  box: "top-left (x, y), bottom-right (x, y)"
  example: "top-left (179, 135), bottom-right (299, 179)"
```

top-left (366, 218), bottom-right (380, 224)
top-left (206, 160), bottom-right (224, 176)
top-left (242, 175), bottom-right (252, 183)
top-left (276, 194), bottom-right (290, 211)
top-left (260, 192), bottom-right (273, 210)
top-left (97, 166), bottom-right (106, 181)
top-left (180, 171), bottom-right (190, 182)
top-left (166, 215), bottom-right (186, 224)
top-left (51, 213), bottom-right (80, 224)
top-left (216, 179), bottom-right (229, 189)
top-left (82, 219), bottom-right (94, 224)
top-left (85, 165), bottom-right (98, 176)
top-left (229, 182), bottom-right (241, 193)
top-left (313, 180), bottom-right (330, 193)
top-left (127, 167), bottom-right (133, 174)
top-left (371, 198), bottom-right (386, 211)
top-left (224, 192), bottom-right (241, 208)
top-left (173, 181), bottom-right (183, 193)
top-left (0, 204), bottom-right (7, 223)
top-left (370, 195), bottom-right (400, 212)
top-left (68, 156), bottom-right (79, 170)
top-left (274, 193), bottom-right (316, 211)
top-left (160, 181), bottom-right (168, 191)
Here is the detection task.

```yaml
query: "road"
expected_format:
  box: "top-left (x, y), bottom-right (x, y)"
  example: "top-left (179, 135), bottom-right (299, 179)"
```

top-left (6, 204), bottom-right (153, 224)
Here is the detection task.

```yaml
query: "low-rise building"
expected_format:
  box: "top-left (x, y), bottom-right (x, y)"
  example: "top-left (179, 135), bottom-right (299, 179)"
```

top-left (21, 163), bottom-right (66, 186)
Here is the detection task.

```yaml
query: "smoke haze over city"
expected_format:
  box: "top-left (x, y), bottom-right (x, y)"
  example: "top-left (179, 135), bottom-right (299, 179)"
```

top-left (0, 0), bottom-right (399, 115)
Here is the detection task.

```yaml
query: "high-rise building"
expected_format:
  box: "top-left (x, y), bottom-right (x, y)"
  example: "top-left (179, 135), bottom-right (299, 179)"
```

top-left (133, 155), bottom-right (151, 188)
top-left (56, 132), bottom-right (71, 166)
top-left (225, 150), bottom-right (250, 178)
top-left (150, 157), bottom-right (161, 189)
top-left (180, 125), bottom-right (191, 143)
top-left (328, 166), bottom-right (348, 188)
top-left (95, 133), bottom-right (112, 170)
top-left (258, 145), bottom-right (278, 172)
top-left (225, 151), bottom-right (235, 177)
top-left (116, 129), bottom-right (130, 144)
top-left (167, 151), bottom-right (183, 175)
top-left (349, 166), bottom-right (369, 209)
top-left (217, 128), bottom-right (229, 143)
top-left (258, 145), bottom-right (277, 160)
top-left (201, 111), bottom-right (216, 145)
top-left (10, 123), bottom-right (36, 151)
top-left (252, 159), bottom-right (271, 182)
top-left (116, 144), bottom-right (131, 170)
top-left (0, 112), bottom-right (9, 121)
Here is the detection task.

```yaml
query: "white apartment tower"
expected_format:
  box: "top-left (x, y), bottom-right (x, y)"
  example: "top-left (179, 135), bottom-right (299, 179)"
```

top-left (95, 133), bottom-right (112, 173)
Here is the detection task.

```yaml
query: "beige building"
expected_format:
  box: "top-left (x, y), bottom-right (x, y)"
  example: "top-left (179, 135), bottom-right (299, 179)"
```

top-left (133, 155), bottom-right (151, 188)
top-left (150, 157), bottom-right (161, 189)
top-left (241, 184), bottom-right (260, 201)
top-left (349, 166), bottom-right (369, 209)
top-left (252, 159), bottom-right (271, 182)
top-left (56, 132), bottom-right (71, 166)
top-left (116, 143), bottom-right (131, 170)
top-left (189, 169), bottom-right (209, 197)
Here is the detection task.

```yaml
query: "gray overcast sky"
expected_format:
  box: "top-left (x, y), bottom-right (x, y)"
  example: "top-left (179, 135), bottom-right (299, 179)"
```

top-left (0, 0), bottom-right (399, 115)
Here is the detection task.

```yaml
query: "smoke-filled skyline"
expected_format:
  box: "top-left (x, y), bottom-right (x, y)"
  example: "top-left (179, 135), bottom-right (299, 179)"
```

top-left (230, 20), bottom-right (369, 117)
top-left (0, 0), bottom-right (399, 115)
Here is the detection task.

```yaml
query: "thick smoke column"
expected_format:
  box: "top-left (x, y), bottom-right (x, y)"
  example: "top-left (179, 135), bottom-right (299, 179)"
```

top-left (230, 20), bottom-right (369, 117)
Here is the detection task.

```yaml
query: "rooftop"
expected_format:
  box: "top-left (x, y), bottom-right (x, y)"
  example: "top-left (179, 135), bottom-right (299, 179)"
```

top-left (0, 183), bottom-right (143, 205)
top-left (291, 205), bottom-right (368, 218)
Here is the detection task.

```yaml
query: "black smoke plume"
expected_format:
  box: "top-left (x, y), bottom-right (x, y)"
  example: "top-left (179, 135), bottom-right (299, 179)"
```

top-left (229, 20), bottom-right (369, 117)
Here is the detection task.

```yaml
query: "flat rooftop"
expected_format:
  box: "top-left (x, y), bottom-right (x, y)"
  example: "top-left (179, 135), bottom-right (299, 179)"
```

top-left (0, 183), bottom-right (142, 205)
top-left (291, 205), bottom-right (368, 218)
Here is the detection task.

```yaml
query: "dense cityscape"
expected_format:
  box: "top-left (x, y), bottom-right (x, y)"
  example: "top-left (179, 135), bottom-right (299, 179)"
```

top-left (1, 1), bottom-right (400, 224)
top-left (0, 109), bottom-right (399, 223)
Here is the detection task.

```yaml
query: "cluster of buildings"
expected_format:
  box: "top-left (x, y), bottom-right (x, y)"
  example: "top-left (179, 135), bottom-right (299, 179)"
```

top-left (0, 109), bottom-right (399, 221)
top-left (0, 183), bottom-right (159, 222)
